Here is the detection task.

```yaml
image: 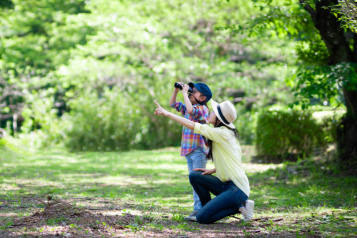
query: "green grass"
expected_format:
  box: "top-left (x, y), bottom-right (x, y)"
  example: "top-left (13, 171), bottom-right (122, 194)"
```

top-left (0, 145), bottom-right (356, 237)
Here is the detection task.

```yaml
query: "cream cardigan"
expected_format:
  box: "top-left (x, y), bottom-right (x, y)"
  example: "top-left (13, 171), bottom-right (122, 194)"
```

top-left (194, 123), bottom-right (250, 196)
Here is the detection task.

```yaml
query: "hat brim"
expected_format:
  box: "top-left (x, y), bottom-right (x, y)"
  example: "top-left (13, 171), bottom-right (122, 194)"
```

top-left (211, 100), bottom-right (236, 129)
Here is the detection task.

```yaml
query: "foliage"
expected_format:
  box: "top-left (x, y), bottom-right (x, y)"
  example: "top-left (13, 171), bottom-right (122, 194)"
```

top-left (234, 108), bottom-right (258, 144)
top-left (334, 0), bottom-right (357, 33)
top-left (238, 0), bottom-right (356, 109)
top-left (1, 0), bottom-right (298, 149)
top-left (0, 0), bottom-right (94, 137)
top-left (319, 115), bottom-right (341, 145)
top-left (236, 0), bottom-right (357, 171)
top-left (0, 138), bottom-right (6, 149)
top-left (255, 109), bottom-right (326, 162)
top-left (63, 89), bottom-right (181, 151)
top-left (0, 136), bottom-right (22, 160)
top-left (293, 62), bottom-right (357, 108)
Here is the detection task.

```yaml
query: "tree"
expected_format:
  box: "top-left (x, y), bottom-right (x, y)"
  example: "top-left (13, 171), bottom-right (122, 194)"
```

top-left (0, 0), bottom-right (92, 133)
top-left (246, 0), bottom-right (357, 172)
top-left (337, 0), bottom-right (357, 32)
top-left (299, 0), bottom-right (357, 173)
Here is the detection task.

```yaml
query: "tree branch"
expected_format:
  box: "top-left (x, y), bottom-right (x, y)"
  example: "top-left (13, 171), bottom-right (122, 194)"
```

top-left (299, 0), bottom-right (317, 22)
top-left (348, 0), bottom-right (357, 8)
top-left (344, 0), bottom-right (357, 13)
top-left (353, 33), bottom-right (357, 62)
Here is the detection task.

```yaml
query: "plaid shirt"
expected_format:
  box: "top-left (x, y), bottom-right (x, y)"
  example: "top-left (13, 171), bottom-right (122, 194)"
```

top-left (171, 102), bottom-right (209, 156)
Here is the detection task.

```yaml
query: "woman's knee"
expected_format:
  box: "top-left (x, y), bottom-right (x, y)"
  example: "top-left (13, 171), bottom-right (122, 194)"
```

top-left (188, 171), bottom-right (202, 183)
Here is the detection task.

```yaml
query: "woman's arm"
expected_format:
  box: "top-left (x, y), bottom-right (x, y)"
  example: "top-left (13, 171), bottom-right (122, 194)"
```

top-left (154, 101), bottom-right (195, 129)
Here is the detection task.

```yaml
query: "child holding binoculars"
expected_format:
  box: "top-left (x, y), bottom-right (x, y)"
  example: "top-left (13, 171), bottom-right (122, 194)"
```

top-left (169, 82), bottom-right (212, 221)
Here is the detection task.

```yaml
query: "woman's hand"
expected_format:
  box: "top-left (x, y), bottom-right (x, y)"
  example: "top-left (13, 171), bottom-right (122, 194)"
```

top-left (154, 101), bottom-right (168, 116)
top-left (194, 168), bottom-right (216, 175)
top-left (154, 100), bottom-right (195, 130)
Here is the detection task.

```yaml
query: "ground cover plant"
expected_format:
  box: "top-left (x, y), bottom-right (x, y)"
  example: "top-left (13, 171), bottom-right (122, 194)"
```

top-left (1, 145), bottom-right (356, 237)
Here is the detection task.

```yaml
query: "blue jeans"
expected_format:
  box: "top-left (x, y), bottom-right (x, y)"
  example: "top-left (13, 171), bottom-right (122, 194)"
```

top-left (185, 147), bottom-right (207, 211)
top-left (189, 171), bottom-right (248, 224)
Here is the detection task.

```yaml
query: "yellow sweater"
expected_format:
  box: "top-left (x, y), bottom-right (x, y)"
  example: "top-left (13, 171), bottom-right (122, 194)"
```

top-left (194, 123), bottom-right (250, 197)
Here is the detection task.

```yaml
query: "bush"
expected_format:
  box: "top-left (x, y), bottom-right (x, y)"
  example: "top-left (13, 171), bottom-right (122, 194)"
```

top-left (20, 95), bottom-right (66, 149)
top-left (63, 91), bottom-right (139, 151)
top-left (255, 110), bottom-right (327, 163)
top-left (62, 89), bottom-right (181, 151)
top-left (235, 109), bottom-right (257, 145)
top-left (312, 110), bottom-right (344, 145)
top-left (0, 136), bottom-right (22, 159)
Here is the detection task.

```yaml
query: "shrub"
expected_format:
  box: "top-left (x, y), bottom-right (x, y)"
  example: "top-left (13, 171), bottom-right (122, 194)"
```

top-left (255, 110), bottom-right (326, 163)
top-left (235, 109), bottom-right (257, 145)
top-left (0, 136), bottom-right (22, 159)
top-left (62, 89), bottom-right (181, 151)
top-left (312, 110), bottom-right (344, 145)
top-left (63, 91), bottom-right (141, 151)
top-left (20, 95), bottom-right (66, 149)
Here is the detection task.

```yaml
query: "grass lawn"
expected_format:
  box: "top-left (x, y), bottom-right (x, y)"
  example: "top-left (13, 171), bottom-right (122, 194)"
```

top-left (0, 144), bottom-right (356, 237)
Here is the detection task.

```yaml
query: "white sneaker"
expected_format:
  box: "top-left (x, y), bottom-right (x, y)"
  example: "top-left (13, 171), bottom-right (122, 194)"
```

top-left (239, 200), bottom-right (254, 221)
top-left (184, 210), bottom-right (198, 222)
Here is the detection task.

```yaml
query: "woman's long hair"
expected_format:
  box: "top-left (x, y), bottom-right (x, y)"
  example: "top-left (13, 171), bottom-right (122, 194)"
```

top-left (206, 118), bottom-right (239, 160)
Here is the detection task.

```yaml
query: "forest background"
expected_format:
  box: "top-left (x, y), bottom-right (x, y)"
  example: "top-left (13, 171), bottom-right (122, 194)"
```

top-left (1, 0), bottom-right (356, 237)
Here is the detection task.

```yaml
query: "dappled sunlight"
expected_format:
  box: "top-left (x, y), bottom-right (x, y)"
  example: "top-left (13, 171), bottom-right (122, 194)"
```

top-left (1, 147), bottom-right (356, 237)
top-left (243, 162), bottom-right (283, 173)
top-left (123, 163), bottom-right (187, 171)
top-left (0, 183), bottom-right (21, 191)
top-left (145, 196), bottom-right (190, 203)
top-left (99, 210), bottom-right (123, 216)
top-left (151, 178), bottom-right (187, 185)
top-left (27, 154), bottom-right (81, 162)
top-left (2, 178), bottom-right (66, 191)
top-left (152, 147), bottom-right (182, 153)
top-left (0, 212), bottom-right (18, 218)
top-left (97, 176), bottom-right (148, 186)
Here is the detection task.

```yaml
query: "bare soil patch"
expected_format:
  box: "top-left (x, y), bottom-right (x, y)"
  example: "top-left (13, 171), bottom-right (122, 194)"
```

top-left (0, 196), bottom-right (302, 237)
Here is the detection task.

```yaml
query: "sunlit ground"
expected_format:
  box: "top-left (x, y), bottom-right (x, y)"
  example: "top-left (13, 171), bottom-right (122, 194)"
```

top-left (0, 146), bottom-right (356, 237)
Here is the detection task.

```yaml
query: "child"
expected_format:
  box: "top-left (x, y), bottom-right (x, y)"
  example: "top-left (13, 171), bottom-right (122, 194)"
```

top-left (169, 82), bottom-right (212, 221)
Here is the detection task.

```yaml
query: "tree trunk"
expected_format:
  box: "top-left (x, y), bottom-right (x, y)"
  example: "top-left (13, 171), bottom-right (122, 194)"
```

top-left (301, 0), bottom-right (357, 173)
top-left (337, 88), bottom-right (357, 173)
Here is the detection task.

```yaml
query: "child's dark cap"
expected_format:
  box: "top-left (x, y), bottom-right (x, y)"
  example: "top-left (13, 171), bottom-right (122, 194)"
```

top-left (188, 82), bottom-right (212, 103)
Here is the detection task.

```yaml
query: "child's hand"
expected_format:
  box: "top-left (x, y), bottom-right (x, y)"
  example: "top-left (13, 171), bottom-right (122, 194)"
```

top-left (154, 101), bottom-right (168, 116)
top-left (182, 84), bottom-right (190, 95)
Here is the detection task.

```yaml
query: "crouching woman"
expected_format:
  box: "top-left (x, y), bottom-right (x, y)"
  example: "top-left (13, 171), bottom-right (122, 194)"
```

top-left (154, 99), bottom-right (254, 224)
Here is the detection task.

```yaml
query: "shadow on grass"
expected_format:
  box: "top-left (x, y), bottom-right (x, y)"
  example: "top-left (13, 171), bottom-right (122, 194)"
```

top-left (0, 195), bottom-right (299, 237)
top-left (249, 159), bottom-right (357, 211)
top-left (1, 149), bottom-right (357, 237)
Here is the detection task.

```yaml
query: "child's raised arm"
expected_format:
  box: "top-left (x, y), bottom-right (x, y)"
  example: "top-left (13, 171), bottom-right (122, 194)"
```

top-left (169, 86), bottom-right (180, 106)
top-left (182, 84), bottom-right (193, 114)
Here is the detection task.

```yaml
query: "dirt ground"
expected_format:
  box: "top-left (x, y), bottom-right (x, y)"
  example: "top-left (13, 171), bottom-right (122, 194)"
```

top-left (0, 195), bottom-right (302, 238)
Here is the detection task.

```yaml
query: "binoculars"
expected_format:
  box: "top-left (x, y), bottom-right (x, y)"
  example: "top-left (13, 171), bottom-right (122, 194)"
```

top-left (174, 82), bottom-right (193, 93)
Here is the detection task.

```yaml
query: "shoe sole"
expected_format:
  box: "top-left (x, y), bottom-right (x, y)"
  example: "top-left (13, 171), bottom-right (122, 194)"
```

top-left (184, 216), bottom-right (197, 222)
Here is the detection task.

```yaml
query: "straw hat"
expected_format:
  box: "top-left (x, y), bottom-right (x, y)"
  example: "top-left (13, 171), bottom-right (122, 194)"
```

top-left (211, 100), bottom-right (237, 129)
